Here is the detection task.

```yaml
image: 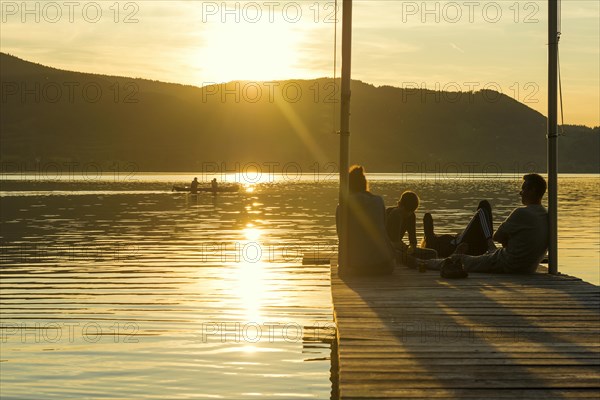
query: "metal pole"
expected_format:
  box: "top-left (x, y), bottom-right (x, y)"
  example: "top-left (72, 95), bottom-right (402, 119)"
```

top-left (338, 0), bottom-right (352, 270)
top-left (548, 0), bottom-right (559, 274)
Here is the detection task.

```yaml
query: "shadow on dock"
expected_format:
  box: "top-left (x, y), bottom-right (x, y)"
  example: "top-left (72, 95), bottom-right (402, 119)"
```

top-left (331, 266), bottom-right (600, 399)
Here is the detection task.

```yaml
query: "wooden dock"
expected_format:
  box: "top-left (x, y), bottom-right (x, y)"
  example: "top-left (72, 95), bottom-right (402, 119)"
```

top-left (331, 266), bottom-right (600, 399)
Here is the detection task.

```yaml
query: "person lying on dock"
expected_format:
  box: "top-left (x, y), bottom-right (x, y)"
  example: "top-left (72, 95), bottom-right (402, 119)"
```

top-left (422, 200), bottom-right (496, 258)
top-left (336, 165), bottom-right (396, 277)
top-left (425, 174), bottom-right (549, 274)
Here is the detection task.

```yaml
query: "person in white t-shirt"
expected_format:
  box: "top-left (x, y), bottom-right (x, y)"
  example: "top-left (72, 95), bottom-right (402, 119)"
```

top-left (428, 174), bottom-right (549, 274)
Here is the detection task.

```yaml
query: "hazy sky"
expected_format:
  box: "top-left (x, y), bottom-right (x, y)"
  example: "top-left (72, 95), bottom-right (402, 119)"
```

top-left (1, 0), bottom-right (598, 126)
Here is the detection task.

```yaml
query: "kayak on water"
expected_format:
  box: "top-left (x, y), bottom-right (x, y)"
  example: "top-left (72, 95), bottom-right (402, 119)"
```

top-left (171, 184), bottom-right (240, 193)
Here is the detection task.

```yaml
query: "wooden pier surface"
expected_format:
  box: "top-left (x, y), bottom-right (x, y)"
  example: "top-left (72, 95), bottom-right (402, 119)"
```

top-left (331, 266), bottom-right (600, 399)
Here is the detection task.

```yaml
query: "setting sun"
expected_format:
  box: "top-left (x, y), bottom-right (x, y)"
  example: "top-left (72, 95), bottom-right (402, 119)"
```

top-left (196, 20), bottom-right (305, 83)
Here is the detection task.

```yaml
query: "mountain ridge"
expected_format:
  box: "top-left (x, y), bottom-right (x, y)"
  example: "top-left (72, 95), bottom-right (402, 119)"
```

top-left (1, 53), bottom-right (598, 173)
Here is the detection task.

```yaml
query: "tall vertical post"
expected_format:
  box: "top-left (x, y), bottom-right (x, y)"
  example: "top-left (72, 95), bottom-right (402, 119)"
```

top-left (338, 0), bottom-right (353, 270)
top-left (548, 0), bottom-right (559, 274)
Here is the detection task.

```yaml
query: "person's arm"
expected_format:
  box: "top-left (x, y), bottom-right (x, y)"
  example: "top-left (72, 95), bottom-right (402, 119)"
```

top-left (398, 213), bottom-right (417, 247)
top-left (493, 208), bottom-right (520, 247)
top-left (493, 228), bottom-right (509, 247)
top-left (407, 213), bottom-right (417, 248)
top-left (396, 213), bottom-right (415, 250)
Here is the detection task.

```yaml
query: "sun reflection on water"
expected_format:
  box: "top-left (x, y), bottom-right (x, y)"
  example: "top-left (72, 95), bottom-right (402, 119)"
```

top-left (235, 260), bottom-right (267, 324)
top-left (243, 224), bottom-right (262, 242)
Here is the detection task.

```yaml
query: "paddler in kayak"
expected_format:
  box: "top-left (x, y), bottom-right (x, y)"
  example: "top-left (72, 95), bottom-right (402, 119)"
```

top-left (190, 177), bottom-right (199, 194)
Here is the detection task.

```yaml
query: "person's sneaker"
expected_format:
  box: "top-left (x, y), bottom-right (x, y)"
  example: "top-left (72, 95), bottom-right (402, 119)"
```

top-left (477, 200), bottom-right (492, 213)
top-left (440, 257), bottom-right (468, 279)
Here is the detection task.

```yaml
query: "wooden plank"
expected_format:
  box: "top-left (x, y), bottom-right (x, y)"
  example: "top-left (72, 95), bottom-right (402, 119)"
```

top-left (332, 266), bottom-right (600, 399)
top-left (339, 388), bottom-right (600, 399)
top-left (339, 376), bottom-right (600, 388)
top-left (341, 358), bottom-right (600, 366)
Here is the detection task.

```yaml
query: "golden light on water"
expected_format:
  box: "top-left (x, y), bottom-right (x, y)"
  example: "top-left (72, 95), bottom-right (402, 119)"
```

top-left (235, 260), bottom-right (267, 324)
top-left (242, 345), bottom-right (258, 353)
top-left (244, 225), bottom-right (262, 241)
top-left (235, 220), bottom-right (268, 324)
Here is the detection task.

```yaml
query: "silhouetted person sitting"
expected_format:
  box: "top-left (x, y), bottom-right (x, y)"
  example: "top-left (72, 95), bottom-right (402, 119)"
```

top-left (190, 177), bottom-right (199, 194)
top-left (422, 200), bottom-right (495, 258)
top-left (427, 174), bottom-right (549, 274)
top-left (386, 191), bottom-right (418, 250)
top-left (386, 191), bottom-right (437, 265)
top-left (336, 165), bottom-right (395, 276)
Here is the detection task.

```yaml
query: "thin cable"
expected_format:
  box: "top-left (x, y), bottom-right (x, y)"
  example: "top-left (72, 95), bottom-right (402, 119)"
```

top-left (557, 38), bottom-right (566, 136)
top-left (557, 0), bottom-right (565, 136)
top-left (332, 0), bottom-right (338, 134)
top-left (558, 0), bottom-right (562, 34)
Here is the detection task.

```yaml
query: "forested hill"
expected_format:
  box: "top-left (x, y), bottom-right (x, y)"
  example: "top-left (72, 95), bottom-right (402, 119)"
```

top-left (1, 53), bottom-right (598, 173)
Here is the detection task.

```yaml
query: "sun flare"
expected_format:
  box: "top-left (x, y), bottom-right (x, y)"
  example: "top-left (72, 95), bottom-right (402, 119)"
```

top-left (196, 20), bottom-right (304, 83)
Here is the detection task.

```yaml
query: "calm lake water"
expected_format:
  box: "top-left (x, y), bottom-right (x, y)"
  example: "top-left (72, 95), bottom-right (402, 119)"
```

top-left (1, 173), bottom-right (598, 399)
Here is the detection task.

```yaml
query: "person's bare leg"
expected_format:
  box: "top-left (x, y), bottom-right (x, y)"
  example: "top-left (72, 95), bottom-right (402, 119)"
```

top-left (423, 213), bottom-right (435, 245)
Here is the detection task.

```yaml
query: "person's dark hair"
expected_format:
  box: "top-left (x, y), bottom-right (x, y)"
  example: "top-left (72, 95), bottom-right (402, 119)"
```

top-left (523, 173), bottom-right (547, 199)
top-left (348, 165), bottom-right (368, 193)
top-left (399, 191), bottom-right (419, 212)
